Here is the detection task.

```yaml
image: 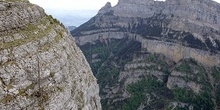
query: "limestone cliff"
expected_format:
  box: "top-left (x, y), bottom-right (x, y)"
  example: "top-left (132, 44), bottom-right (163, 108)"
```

top-left (0, 1), bottom-right (101, 110)
top-left (71, 0), bottom-right (220, 109)
top-left (72, 0), bottom-right (220, 66)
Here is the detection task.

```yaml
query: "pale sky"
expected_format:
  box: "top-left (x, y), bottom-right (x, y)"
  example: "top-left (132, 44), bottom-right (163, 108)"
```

top-left (29, 0), bottom-right (220, 10)
top-left (29, 0), bottom-right (118, 10)
top-left (28, 0), bottom-right (220, 27)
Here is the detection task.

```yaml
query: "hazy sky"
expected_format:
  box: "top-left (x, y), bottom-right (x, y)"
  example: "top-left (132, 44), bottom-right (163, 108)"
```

top-left (29, 0), bottom-right (118, 10)
top-left (29, 0), bottom-right (119, 26)
top-left (29, 0), bottom-right (220, 10)
top-left (28, 0), bottom-right (220, 27)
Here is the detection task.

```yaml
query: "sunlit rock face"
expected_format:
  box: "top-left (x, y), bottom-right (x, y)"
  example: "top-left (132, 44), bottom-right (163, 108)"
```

top-left (0, 1), bottom-right (101, 110)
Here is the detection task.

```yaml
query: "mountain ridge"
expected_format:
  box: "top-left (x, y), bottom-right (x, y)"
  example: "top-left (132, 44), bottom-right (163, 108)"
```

top-left (71, 0), bottom-right (220, 109)
top-left (72, 0), bottom-right (220, 66)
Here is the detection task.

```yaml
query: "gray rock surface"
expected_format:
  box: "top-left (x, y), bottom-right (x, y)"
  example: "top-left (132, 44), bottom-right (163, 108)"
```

top-left (109, 0), bottom-right (220, 35)
top-left (72, 0), bottom-right (220, 66)
top-left (71, 0), bottom-right (220, 109)
top-left (75, 32), bottom-right (220, 66)
top-left (114, 0), bottom-right (220, 25)
top-left (0, 1), bottom-right (101, 110)
top-left (98, 2), bottom-right (112, 15)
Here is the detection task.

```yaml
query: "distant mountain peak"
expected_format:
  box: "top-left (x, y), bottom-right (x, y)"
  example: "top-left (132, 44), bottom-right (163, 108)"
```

top-left (98, 2), bottom-right (112, 15)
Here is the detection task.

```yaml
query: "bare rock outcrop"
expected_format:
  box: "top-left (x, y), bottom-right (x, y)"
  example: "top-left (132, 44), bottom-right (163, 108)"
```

top-left (0, 1), bottom-right (101, 110)
top-left (72, 0), bottom-right (220, 66)
top-left (98, 2), bottom-right (112, 15)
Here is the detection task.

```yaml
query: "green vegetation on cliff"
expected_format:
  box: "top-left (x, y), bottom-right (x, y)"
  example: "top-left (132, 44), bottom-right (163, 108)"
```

top-left (71, 0), bottom-right (220, 109)
top-left (78, 38), bottom-right (218, 110)
top-left (121, 77), bottom-right (171, 110)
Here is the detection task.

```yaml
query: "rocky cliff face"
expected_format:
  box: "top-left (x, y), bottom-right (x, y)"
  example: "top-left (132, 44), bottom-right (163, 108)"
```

top-left (71, 0), bottom-right (220, 109)
top-left (0, 1), bottom-right (101, 110)
top-left (73, 0), bottom-right (220, 66)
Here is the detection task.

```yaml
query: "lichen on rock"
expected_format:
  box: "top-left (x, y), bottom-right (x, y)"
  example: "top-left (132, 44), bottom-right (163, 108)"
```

top-left (0, 1), bottom-right (101, 110)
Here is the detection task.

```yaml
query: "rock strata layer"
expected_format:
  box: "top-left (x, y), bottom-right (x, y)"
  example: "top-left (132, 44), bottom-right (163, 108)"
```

top-left (71, 0), bottom-right (220, 109)
top-left (72, 0), bottom-right (220, 66)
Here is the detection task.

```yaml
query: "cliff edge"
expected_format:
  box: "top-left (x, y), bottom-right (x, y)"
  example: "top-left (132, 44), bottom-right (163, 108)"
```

top-left (72, 0), bottom-right (220, 66)
top-left (0, 1), bottom-right (101, 110)
top-left (71, 0), bottom-right (220, 109)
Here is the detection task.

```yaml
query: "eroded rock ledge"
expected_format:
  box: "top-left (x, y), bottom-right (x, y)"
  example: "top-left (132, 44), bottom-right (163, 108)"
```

top-left (72, 0), bottom-right (220, 66)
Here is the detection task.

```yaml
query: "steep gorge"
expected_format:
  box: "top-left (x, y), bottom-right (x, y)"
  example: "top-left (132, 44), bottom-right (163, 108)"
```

top-left (72, 0), bottom-right (220, 109)
top-left (0, 0), bottom-right (101, 110)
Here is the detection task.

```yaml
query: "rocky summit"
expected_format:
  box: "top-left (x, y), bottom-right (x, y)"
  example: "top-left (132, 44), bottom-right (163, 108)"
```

top-left (0, 0), bottom-right (101, 110)
top-left (71, 0), bottom-right (220, 109)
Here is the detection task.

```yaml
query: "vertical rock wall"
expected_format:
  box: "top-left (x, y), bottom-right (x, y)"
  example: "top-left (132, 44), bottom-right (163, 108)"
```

top-left (0, 1), bottom-right (101, 110)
